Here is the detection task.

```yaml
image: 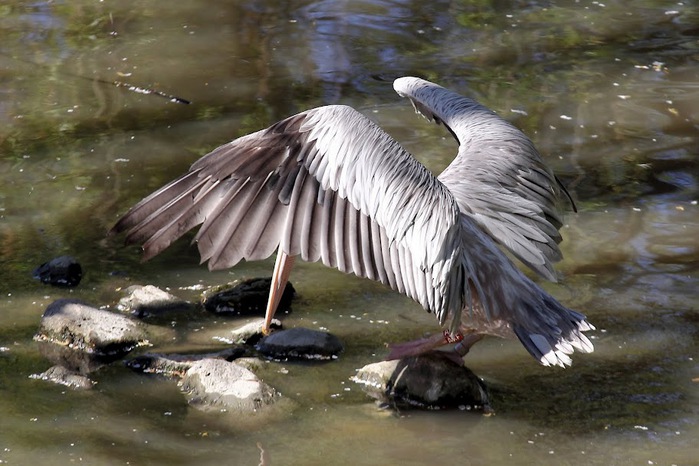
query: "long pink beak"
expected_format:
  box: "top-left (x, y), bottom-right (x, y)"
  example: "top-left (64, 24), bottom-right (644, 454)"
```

top-left (262, 249), bottom-right (296, 335)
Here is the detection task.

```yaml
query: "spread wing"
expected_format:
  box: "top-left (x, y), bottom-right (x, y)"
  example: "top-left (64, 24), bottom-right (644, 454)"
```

top-left (111, 105), bottom-right (465, 326)
top-left (394, 77), bottom-right (574, 282)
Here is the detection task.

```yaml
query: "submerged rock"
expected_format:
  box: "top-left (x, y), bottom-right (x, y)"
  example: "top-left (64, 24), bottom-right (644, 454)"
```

top-left (32, 255), bottom-right (82, 287)
top-left (126, 350), bottom-right (282, 416)
top-left (181, 358), bottom-right (279, 413)
top-left (116, 284), bottom-right (192, 318)
top-left (256, 327), bottom-right (343, 361)
top-left (30, 365), bottom-right (94, 390)
top-left (352, 353), bottom-right (491, 412)
top-left (203, 278), bottom-right (295, 317)
top-left (125, 347), bottom-right (247, 377)
top-left (35, 299), bottom-right (150, 373)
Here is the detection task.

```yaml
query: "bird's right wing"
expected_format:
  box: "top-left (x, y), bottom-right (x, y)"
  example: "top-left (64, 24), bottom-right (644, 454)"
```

top-left (394, 77), bottom-right (573, 282)
top-left (112, 105), bottom-right (465, 328)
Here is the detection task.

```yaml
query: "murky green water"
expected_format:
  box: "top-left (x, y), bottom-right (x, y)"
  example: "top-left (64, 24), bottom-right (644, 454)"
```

top-left (1, 0), bottom-right (698, 464)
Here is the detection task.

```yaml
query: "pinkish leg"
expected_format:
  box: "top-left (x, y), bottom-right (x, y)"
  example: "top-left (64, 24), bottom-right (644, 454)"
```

top-left (262, 249), bottom-right (296, 335)
top-left (453, 334), bottom-right (484, 356)
top-left (386, 332), bottom-right (484, 365)
top-left (440, 333), bottom-right (485, 365)
top-left (385, 333), bottom-right (447, 360)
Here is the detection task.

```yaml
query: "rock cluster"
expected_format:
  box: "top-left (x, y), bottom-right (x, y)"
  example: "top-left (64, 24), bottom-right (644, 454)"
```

top-left (32, 277), bottom-right (492, 417)
top-left (32, 279), bottom-right (312, 417)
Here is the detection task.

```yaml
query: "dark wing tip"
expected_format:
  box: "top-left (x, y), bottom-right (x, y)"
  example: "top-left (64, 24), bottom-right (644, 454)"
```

top-left (555, 175), bottom-right (578, 213)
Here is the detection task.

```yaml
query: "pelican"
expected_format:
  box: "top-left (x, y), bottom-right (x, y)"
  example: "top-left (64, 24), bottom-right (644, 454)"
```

top-left (111, 77), bottom-right (594, 367)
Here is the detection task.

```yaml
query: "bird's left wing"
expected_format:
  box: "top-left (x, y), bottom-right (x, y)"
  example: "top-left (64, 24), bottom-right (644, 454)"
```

top-left (394, 77), bottom-right (574, 282)
top-left (111, 105), bottom-right (464, 326)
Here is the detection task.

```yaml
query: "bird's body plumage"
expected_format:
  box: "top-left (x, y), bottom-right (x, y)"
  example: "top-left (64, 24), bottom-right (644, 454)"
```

top-left (112, 77), bottom-right (594, 367)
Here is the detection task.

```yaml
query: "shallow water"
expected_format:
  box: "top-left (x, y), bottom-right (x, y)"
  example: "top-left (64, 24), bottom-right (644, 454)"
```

top-left (1, 0), bottom-right (698, 464)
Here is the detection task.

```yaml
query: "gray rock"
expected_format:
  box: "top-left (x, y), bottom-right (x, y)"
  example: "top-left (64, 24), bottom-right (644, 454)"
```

top-left (202, 278), bottom-right (295, 317)
top-left (225, 318), bottom-right (282, 345)
top-left (125, 347), bottom-right (247, 377)
top-left (30, 365), bottom-right (94, 390)
top-left (256, 327), bottom-right (343, 361)
top-left (352, 353), bottom-right (491, 412)
top-left (35, 299), bottom-right (150, 373)
top-left (181, 359), bottom-right (278, 413)
top-left (352, 360), bottom-right (399, 400)
top-left (116, 285), bottom-right (192, 317)
top-left (232, 356), bottom-right (266, 373)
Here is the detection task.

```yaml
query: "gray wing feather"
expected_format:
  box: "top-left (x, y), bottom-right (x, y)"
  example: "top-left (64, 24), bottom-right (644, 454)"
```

top-left (111, 105), bottom-right (464, 324)
top-left (394, 77), bottom-right (571, 281)
top-left (112, 91), bottom-right (594, 367)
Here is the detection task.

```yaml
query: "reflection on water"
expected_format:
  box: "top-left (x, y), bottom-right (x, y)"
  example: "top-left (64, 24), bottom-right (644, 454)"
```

top-left (1, 0), bottom-right (697, 464)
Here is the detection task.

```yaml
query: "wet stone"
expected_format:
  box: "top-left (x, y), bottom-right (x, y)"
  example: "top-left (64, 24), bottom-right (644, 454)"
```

top-left (116, 284), bottom-right (192, 318)
top-left (352, 352), bottom-right (491, 412)
top-left (222, 318), bottom-right (283, 346)
top-left (233, 356), bottom-right (266, 373)
top-left (35, 299), bottom-right (150, 373)
top-left (32, 255), bottom-right (82, 287)
top-left (203, 278), bottom-right (295, 317)
top-left (181, 358), bottom-right (279, 413)
top-left (30, 365), bottom-right (94, 390)
top-left (256, 327), bottom-right (343, 361)
top-left (125, 347), bottom-right (247, 378)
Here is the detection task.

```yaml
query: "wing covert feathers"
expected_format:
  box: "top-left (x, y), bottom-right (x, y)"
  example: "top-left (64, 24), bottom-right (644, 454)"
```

top-left (394, 76), bottom-right (572, 282)
top-left (112, 105), bottom-right (464, 325)
top-left (113, 83), bottom-right (594, 367)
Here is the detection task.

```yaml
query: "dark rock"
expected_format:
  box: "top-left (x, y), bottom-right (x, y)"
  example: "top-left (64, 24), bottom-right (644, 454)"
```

top-left (256, 327), bottom-right (343, 361)
top-left (116, 284), bottom-right (192, 318)
top-left (32, 255), bottom-right (82, 287)
top-left (352, 352), bottom-right (491, 412)
top-left (125, 347), bottom-right (247, 377)
top-left (35, 299), bottom-right (150, 373)
top-left (30, 365), bottom-right (94, 390)
top-left (203, 278), bottom-right (295, 317)
top-left (181, 358), bottom-right (279, 413)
